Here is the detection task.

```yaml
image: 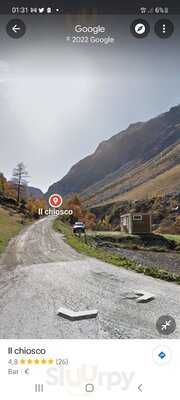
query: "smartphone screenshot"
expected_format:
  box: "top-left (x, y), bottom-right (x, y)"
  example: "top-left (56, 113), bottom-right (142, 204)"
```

top-left (0, 1), bottom-right (179, 398)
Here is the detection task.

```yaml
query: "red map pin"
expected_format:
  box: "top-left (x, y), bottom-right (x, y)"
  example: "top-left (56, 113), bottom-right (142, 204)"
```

top-left (49, 193), bottom-right (63, 208)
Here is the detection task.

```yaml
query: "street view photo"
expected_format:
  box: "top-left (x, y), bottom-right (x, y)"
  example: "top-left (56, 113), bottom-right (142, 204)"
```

top-left (0, 15), bottom-right (179, 339)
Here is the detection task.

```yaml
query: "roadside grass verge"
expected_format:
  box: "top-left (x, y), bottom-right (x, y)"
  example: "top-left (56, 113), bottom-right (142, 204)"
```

top-left (0, 206), bottom-right (26, 255)
top-left (53, 219), bottom-right (180, 284)
top-left (163, 234), bottom-right (180, 244)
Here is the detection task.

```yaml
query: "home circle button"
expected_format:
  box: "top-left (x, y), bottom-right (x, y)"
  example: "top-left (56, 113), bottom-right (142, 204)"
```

top-left (85, 383), bottom-right (95, 392)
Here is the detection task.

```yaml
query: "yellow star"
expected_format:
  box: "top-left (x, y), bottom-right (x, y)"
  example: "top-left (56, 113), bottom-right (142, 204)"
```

top-left (27, 359), bottom-right (33, 365)
top-left (20, 359), bottom-right (26, 365)
top-left (48, 359), bottom-right (54, 364)
top-left (34, 359), bottom-right (39, 365)
top-left (41, 359), bottom-right (46, 365)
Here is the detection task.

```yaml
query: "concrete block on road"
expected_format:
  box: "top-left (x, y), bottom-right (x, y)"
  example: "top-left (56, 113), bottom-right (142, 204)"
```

top-left (134, 291), bottom-right (155, 303)
top-left (57, 307), bottom-right (98, 321)
top-left (125, 290), bottom-right (155, 303)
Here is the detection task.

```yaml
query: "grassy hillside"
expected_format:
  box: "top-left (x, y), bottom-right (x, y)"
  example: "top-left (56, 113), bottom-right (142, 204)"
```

top-left (0, 206), bottom-right (25, 255)
top-left (46, 104), bottom-right (180, 204)
top-left (107, 164), bottom-right (180, 204)
top-left (82, 143), bottom-right (180, 206)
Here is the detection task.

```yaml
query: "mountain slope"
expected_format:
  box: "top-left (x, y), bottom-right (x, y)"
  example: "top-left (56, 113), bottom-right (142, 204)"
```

top-left (81, 141), bottom-right (180, 205)
top-left (27, 186), bottom-right (44, 199)
top-left (46, 105), bottom-right (180, 204)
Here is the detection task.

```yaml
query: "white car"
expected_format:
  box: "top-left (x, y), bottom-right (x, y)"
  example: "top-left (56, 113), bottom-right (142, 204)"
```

top-left (73, 222), bottom-right (86, 234)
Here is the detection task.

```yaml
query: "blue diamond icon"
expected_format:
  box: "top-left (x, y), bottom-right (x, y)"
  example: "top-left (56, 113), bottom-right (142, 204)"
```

top-left (158, 351), bottom-right (166, 359)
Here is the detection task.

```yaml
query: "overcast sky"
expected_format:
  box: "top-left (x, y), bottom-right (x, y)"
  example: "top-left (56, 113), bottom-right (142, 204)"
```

top-left (0, 15), bottom-right (180, 192)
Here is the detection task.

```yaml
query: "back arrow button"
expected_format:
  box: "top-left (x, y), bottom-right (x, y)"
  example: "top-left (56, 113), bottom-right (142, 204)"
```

top-left (138, 384), bottom-right (143, 392)
top-left (12, 24), bottom-right (21, 34)
top-left (7, 19), bottom-right (26, 39)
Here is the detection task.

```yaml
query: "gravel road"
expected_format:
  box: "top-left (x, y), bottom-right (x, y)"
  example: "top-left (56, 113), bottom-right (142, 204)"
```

top-left (0, 217), bottom-right (179, 339)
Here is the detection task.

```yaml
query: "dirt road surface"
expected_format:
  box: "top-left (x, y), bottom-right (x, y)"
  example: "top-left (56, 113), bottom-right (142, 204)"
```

top-left (0, 217), bottom-right (179, 339)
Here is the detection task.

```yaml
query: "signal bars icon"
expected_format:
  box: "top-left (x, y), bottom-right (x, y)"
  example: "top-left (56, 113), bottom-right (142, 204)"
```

top-left (140, 7), bottom-right (154, 14)
top-left (140, 6), bottom-right (169, 15)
